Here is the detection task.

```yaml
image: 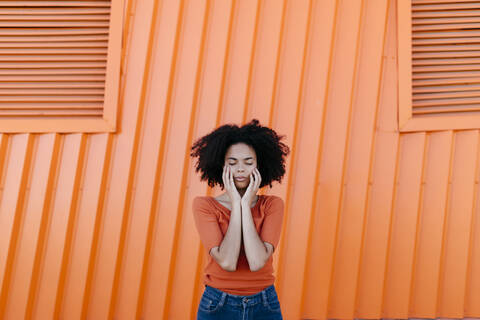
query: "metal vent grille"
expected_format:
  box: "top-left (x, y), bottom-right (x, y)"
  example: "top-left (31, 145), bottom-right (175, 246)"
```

top-left (411, 0), bottom-right (480, 116)
top-left (0, 1), bottom-right (111, 118)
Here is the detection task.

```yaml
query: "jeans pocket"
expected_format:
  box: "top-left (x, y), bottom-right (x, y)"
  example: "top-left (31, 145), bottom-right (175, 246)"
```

top-left (198, 293), bottom-right (223, 314)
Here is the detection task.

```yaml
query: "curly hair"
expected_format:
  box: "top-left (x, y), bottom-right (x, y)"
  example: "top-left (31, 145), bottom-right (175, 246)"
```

top-left (190, 119), bottom-right (290, 189)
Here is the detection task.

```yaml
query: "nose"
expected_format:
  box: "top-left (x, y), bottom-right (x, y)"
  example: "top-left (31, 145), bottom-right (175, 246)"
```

top-left (237, 165), bottom-right (245, 173)
top-left (236, 164), bottom-right (246, 172)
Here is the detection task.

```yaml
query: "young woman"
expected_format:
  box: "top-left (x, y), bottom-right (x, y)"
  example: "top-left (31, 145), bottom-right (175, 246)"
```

top-left (190, 119), bottom-right (290, 319)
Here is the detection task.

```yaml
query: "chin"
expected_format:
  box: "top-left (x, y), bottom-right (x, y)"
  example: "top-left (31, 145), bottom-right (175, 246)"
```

top-left (235, 183), bottom-right (247, 189)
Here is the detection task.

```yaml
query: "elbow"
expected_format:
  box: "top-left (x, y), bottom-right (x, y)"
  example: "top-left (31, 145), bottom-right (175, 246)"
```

top-left (220, 261), bottom-right (237, 272)
top-left (211, 248), bottom-right (237, 271)
top-left (249, 261), bottom-right (266, 272)
top-left (249, 252), bottom-right (269, 271)
top-left (221, 264), bottom-right (237, 272)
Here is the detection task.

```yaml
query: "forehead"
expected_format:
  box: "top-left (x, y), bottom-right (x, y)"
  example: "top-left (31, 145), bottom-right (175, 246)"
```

top-left (225, 143), bottom-right (256, 160)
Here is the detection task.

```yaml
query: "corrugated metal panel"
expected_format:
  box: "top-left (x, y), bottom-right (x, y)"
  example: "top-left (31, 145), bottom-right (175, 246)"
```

top-left (0, 0), bottom-right (479, 319)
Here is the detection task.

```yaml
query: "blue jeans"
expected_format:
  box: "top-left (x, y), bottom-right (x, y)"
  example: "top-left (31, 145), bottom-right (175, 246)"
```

top-left (196, 284), bottom-right (283, 319)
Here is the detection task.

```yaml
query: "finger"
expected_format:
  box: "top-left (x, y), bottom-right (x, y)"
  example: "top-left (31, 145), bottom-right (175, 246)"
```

top-left (227, 166), bottom-right (231, 187)
top-left (247, 173), bottom-right (253, 190)
top-left (226, 166), bottom-right (231, 189)
top-left (256, 168), bottom-right (261, 184)
top-left (229, 166), bottom-right (234, 188)
top-left (227, 167), bottom-right (232, 188)
top-left (223, 166), bottom-right (226, 187)
top-left (254, 170), bottom-right (260, 188)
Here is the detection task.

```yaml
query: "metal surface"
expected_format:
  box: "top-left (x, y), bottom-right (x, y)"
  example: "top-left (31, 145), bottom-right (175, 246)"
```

top-left (0, 0), bottom-right (479, 319)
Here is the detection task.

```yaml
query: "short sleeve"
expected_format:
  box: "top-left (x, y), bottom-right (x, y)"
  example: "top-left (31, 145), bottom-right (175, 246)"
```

top-left (192, 197), bottom-right (223, 254)
top-left (260, 196), bottom-right (284, 252)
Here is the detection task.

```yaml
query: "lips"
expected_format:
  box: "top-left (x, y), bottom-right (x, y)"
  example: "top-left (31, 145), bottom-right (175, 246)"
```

top-left (235, 177), bottom-right (247, 181)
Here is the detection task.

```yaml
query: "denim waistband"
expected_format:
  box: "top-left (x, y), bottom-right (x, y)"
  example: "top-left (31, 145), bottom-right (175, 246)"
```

top-left (203, 285), bottom-right (276, 307)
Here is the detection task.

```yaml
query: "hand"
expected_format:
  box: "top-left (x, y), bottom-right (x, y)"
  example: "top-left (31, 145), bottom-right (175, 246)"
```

top-left (223, 165), bottom-right (242, 204)
top-left (241, 167), bottom-right (261, 206)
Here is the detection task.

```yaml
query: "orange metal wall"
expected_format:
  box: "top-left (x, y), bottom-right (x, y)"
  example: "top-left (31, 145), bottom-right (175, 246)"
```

top-left (0, 0), bottom-right (479, 319)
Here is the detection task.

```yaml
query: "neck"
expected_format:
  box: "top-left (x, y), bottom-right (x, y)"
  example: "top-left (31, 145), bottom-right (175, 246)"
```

top-left (237, 188), bottom-right (247, 197)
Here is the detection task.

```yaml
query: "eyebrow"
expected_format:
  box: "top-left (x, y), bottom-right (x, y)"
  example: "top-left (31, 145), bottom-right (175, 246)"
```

top-left (227, 157), bottom-right (254, 160)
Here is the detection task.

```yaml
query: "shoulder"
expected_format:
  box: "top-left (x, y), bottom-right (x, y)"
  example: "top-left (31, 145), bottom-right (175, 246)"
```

top-left (264, 194), bottom-right (283, 203)
top-left (192, 196), bottom-right (219, 219)
top-left (193, 195), bottom-right (208, 201)
top-left (192, 196), bottom-right (211, 208)
top-left (264, 195), bottom-right (284, 211)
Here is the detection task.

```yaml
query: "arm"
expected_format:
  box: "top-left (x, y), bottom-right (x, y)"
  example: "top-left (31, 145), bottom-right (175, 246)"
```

top-left (241, 201), bottom-right (273, 271)
top-left (211, 200), bottom-right (242, 271)
top-left (192, 196), bottom-right (241, 272)
top-left (208, 165), bottom-right (244, 271)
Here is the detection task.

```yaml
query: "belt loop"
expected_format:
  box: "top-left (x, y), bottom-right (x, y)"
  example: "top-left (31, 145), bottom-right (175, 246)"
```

top-left (219, 292), bottom-right (227, 307)
top-left (262, 290), bottom-right (268, 307)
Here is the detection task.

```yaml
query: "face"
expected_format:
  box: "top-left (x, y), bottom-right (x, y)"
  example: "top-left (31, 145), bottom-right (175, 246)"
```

top-left (224, 143), bottom-right (257, 189)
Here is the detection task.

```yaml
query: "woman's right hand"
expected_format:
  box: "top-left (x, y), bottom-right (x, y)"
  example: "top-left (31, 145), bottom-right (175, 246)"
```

top-left (223, 165), bottom-right (242, 204)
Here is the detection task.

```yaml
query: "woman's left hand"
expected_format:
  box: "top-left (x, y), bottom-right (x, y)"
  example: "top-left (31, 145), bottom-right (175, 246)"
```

top-left (241, 167), bottom-right (262, 207)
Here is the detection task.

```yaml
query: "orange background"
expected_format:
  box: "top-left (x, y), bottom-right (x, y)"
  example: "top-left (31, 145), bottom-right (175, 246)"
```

top-left (0, 0), bottom-right (479, 319)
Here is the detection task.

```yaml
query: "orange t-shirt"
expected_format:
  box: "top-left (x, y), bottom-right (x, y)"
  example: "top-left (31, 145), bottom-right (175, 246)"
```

top-left (192, 194), bottom-right (284, 295)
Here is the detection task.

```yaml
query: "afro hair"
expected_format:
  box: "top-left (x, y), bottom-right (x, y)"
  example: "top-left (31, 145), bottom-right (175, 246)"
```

top-left (190, 119), bottom-right (290, 190)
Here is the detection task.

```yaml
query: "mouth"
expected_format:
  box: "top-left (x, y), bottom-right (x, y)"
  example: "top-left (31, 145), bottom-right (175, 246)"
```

top-left (235, 177), bottom-right (247, 182)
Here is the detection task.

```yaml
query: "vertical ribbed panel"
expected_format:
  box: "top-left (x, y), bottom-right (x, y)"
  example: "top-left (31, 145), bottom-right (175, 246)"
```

top-left (0, 0), bottom-right (479, 319)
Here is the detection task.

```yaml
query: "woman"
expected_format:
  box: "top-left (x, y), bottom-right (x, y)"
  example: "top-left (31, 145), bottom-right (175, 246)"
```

top-left (190, 119), bottom-right (290, 319)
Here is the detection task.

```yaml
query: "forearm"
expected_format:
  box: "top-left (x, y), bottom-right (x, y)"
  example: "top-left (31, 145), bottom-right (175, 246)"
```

top-left (241, 201), bottom-right (268, 271)
top-left (216, 201), bottom-right (242, 271)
